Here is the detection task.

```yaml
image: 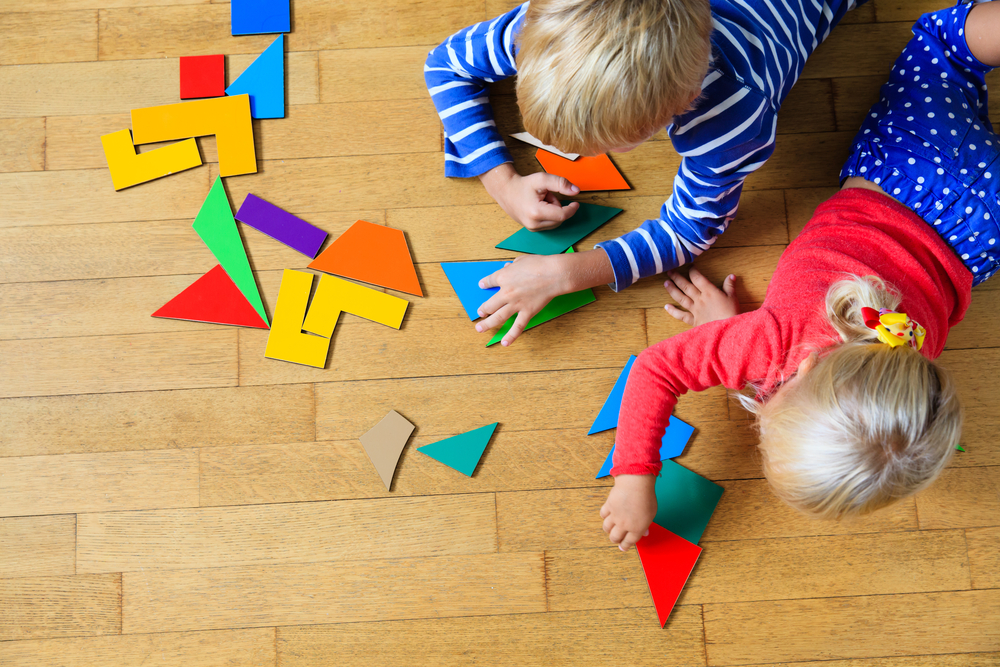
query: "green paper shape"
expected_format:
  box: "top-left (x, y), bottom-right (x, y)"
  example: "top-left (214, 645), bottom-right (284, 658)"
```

top-left (495, 201), bottom-right (623, 255)
top-left (417, 423), bottom-right (498, 476)
top-left (487, 248), bottom-right (596, 346)
top-left (956, 444), bottom-right (965, 452)
top-left (653, 459), bottom-right (724, 544)
top-left (192, 177), bottom-right (269, 325)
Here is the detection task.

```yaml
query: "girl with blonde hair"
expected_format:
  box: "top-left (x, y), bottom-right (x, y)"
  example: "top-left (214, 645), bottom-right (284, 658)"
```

top-left (601, 0), bottom-right (999, 551)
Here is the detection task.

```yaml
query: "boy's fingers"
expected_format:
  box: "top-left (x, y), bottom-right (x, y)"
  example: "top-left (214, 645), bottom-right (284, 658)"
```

top-left (723, 274), bottom-right (737, 298)
top-left (501, 311), bottom-right (532, 347)
top-left (663, 280), bottom-right (694, 309)
top-left (664, 303), bottom-right (694, 326)
top-left (475, 304), bottom-right (514, 333)
top-left (539, 198), bottom-right (579, 222)
top-left (537, 173), bottom-right (581, 196)
top-left (478, 266), bottom-right (509, 290)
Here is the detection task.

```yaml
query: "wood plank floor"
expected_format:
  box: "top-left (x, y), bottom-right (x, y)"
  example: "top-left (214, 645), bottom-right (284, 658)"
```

top-left (2, 0), bottom-right (999, 664)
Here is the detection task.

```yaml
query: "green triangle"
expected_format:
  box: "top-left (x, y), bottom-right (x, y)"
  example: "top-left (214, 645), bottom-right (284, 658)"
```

top-left (192, 177), bottom-right (269, 325)
top-left (417, 423), bottom-right (498, 476)
top-left (495, 201), bottom-right (623, 255)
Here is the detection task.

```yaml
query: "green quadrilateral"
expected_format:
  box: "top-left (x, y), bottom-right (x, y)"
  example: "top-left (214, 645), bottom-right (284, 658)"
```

top-left (192, 176), bottom-right (269, 325)
top-left (417, 423), bottom-right (498, 476)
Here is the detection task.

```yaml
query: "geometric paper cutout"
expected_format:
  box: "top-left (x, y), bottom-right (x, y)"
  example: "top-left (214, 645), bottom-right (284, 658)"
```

top-left (535, 149), bottom-right (630, 192)
top-left (417, 423), bottom-right (498, 477)
top-left (589, 355), bottom-right (638, 435)
top-left (510, 132), bottom-right (580, 160)
top-left (152, 264), bottom-right (269, 329)
top-left (440, 260), bottom-right (510, 320)
top-left (131, 95), bottom-right (257, 177)
top-left (635, 522), bottom-right (702, 627)
top-left (595, 417), bottom-right (695, 479)
top-left (179, 54), bottom-right (225, 99)
top-left (225, 34), bottom-right (284, 119)
top-left (235, 193), bottom-right (328, 258)
top-left (496, 201), bottom-right (623, 255)
top-left (308, 220), bottom-right (423, 296)
top-left (192, 177), bottom-right (269, 326)
top-left (263, 269), bottom-right (331, 367)
top-left (231, 0), bottom-right (290, 35)
top-left (359, 410), bottom-right (415, 490)
top-left (301, 274), bottom-right (409, 337)
top-left (100, 129), bottom-right (202, 191)
top-left (652, 459), bottom-right (724, 545)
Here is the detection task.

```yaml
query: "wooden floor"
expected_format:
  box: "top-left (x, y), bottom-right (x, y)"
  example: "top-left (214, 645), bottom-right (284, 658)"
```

top-left (2, 0), bottom-right (999, 664)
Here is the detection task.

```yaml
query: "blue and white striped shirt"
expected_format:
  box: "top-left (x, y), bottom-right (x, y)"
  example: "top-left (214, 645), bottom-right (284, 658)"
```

top-left (425, 0), bottom-right (867, 290)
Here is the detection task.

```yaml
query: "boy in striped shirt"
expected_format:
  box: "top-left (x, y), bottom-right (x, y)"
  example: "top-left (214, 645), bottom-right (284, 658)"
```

top-left (426, 0), bottom-right (868, 345)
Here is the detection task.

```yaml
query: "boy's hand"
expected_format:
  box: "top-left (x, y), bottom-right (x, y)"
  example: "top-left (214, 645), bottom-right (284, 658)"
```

top-left (480, 163), bottom-right (581, 231)
top-left (663, 268), bottom-right (739, 327)
top-left (475, 254), bottom-right (569, 346)
top-left (600, 474), bottom-right (658, 552)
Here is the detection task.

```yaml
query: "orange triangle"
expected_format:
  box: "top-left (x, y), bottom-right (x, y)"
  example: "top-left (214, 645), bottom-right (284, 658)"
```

top-left (535, 150), bottom-right (630, 192)
top-left (307, 220), bottom-right (423, 296)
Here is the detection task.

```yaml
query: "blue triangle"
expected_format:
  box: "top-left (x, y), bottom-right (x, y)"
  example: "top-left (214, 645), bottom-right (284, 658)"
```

top-left (595, 417), bottom-right (695, 478)
top-left (226, 34), bottom-right (284, 119)
top-left (418, 423), bottom-right (498, 477)
top-left (440, 261), bottom-right (509, 320)
top-left (588, 355), bottom-right (637, 434)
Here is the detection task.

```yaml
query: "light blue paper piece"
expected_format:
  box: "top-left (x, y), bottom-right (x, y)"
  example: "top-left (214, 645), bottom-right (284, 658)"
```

top-left (589, 355), bottom-right (637, 435)
top-left (595, 416), bottom-right (695, 478)
top-left (226, 34), bottom-right (285, 119)
top-left (440, 260), bottom-right (509, 320)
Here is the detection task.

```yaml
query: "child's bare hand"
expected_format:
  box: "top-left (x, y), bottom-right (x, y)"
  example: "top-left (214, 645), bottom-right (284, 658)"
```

top-left (486, 167), bottom-right (581, 231)
top-left (475, 254), bottom-right (570, 346)
top-left (600, 474), bottom-right (658, 552)
top-left (663, 268), bottom-right (739, 327)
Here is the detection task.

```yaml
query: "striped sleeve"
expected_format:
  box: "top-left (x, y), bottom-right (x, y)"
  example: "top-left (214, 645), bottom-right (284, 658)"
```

top-left (596, 73), bottom-right (776, 290)
top-left (424, 4), bottom-right (528, 178)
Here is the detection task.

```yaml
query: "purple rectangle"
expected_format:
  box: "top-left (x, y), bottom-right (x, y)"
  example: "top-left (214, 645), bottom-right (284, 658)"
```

top-left (235, 193), bottom-right (328, 258)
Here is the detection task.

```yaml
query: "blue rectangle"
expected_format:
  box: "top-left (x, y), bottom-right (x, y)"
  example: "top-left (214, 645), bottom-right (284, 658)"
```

top-left (232, 0), bottom-right (290, 35)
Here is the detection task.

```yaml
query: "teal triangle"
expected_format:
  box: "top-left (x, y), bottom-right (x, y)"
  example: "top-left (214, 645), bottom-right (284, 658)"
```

top-left (417, 423), bottom-right (498, 476)
top-left (225, 34), bottom-right (284, 118)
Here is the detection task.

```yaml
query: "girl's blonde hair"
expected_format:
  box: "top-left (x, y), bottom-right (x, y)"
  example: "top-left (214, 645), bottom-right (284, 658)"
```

top-left (515, 0), bottom-right (713, 155)
top-left (741, 276), bottom-right (961, 519)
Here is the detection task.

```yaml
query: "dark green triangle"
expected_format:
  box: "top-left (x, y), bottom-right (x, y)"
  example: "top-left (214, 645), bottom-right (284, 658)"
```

top-left (417, 423), bottom-right (498, 476)
top-left (495, 201), bottom-right (623, 255)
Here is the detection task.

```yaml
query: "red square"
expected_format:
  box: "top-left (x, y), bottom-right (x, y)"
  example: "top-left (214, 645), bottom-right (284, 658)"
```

top-left (179, 54), bottom-right (225, 99)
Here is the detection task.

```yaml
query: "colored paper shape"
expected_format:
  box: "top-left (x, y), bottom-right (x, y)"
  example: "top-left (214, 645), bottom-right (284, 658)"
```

top-left (302, 274), bottom-right (409, 337)
top-left (510, 132), bottom-right (580, 160)
top-left (535, 150), bottom-right (630, 192)
top-left (359, 410), bottom-right (415, 490)
top-left (595, 417), bottom-right (696, 478)
top-left (225, 35), bottom-right (285, 119)
top-left (440, 260), bottom-right (509, 320)
top-left (308, 220), bottom-right (423, 296)
top-left (192, 177), bottom-right (269, 325)
top-left (152, 264), bottom-right (268, 329)
top-left (131, 95), bottom-right (256, 177)
top-left (589, 355), bottom-right (638, 435)
top-left (635, 523), bottom-right (702, 627)
top-left (956, 444), bottom-right (965, 452)
top-left (231, 0), bottom-right (290, 35)
top-left (417, 423), bottom-right (498, 477)
top-left (179, 54), bottom-right (225, 99)
top-left (100, 129), bottom-right (201, 191)
top-left (264, 269), bottom-right (331, 367)
top-left (235, 193), bottom-right (328, 258)
top-left (652, 459), bottom-right (724, 544)
top-left (496, 202), bottom-right (623, 255)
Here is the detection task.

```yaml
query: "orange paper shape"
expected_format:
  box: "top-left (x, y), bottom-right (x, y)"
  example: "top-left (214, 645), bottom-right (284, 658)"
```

top-left (307, 220), bottom-right (423, 296)
top-left (535, 150), bottom-right (630, 192)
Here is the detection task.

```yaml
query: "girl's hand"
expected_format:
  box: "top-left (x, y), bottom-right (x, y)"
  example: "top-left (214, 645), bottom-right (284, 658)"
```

top-left (663, 268), bottom-right (739, 327)
top-left (476, 254), bottom-right (570, 346)
top-left (600, 474), bottom-right (658, 552)
top-left (480, 164), bottom-right (581, 231)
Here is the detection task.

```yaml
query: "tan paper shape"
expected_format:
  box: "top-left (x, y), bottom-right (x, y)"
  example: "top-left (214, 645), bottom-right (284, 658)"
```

top-left (359, 410), bottom-right (415, 490)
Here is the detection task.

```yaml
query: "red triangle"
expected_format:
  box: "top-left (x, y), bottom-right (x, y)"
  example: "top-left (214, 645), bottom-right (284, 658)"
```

top-left (307, 220), bottom-right (423, 296)
top-left (153, 265), bottom-right (269, 329)
top-left (635, 522), bottom-right (702, 627)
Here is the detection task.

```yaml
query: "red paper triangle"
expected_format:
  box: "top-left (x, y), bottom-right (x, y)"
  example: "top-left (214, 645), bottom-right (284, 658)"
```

top-left (635, 522), bottom-right (702, 627)
top-left (152, 264), bottom-right (269, 329)
top-left (307, 220), bottom-right (423, 296)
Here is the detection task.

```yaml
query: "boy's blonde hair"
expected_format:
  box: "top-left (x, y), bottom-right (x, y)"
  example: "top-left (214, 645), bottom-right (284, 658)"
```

top-left (742, 276), bottom-right (961, 519)
top-left (515, 0), bottom-right (713, 155)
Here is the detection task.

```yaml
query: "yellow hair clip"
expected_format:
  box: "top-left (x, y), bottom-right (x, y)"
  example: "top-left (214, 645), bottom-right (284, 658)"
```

top-left (861, 307), bottom-right (925, 351)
